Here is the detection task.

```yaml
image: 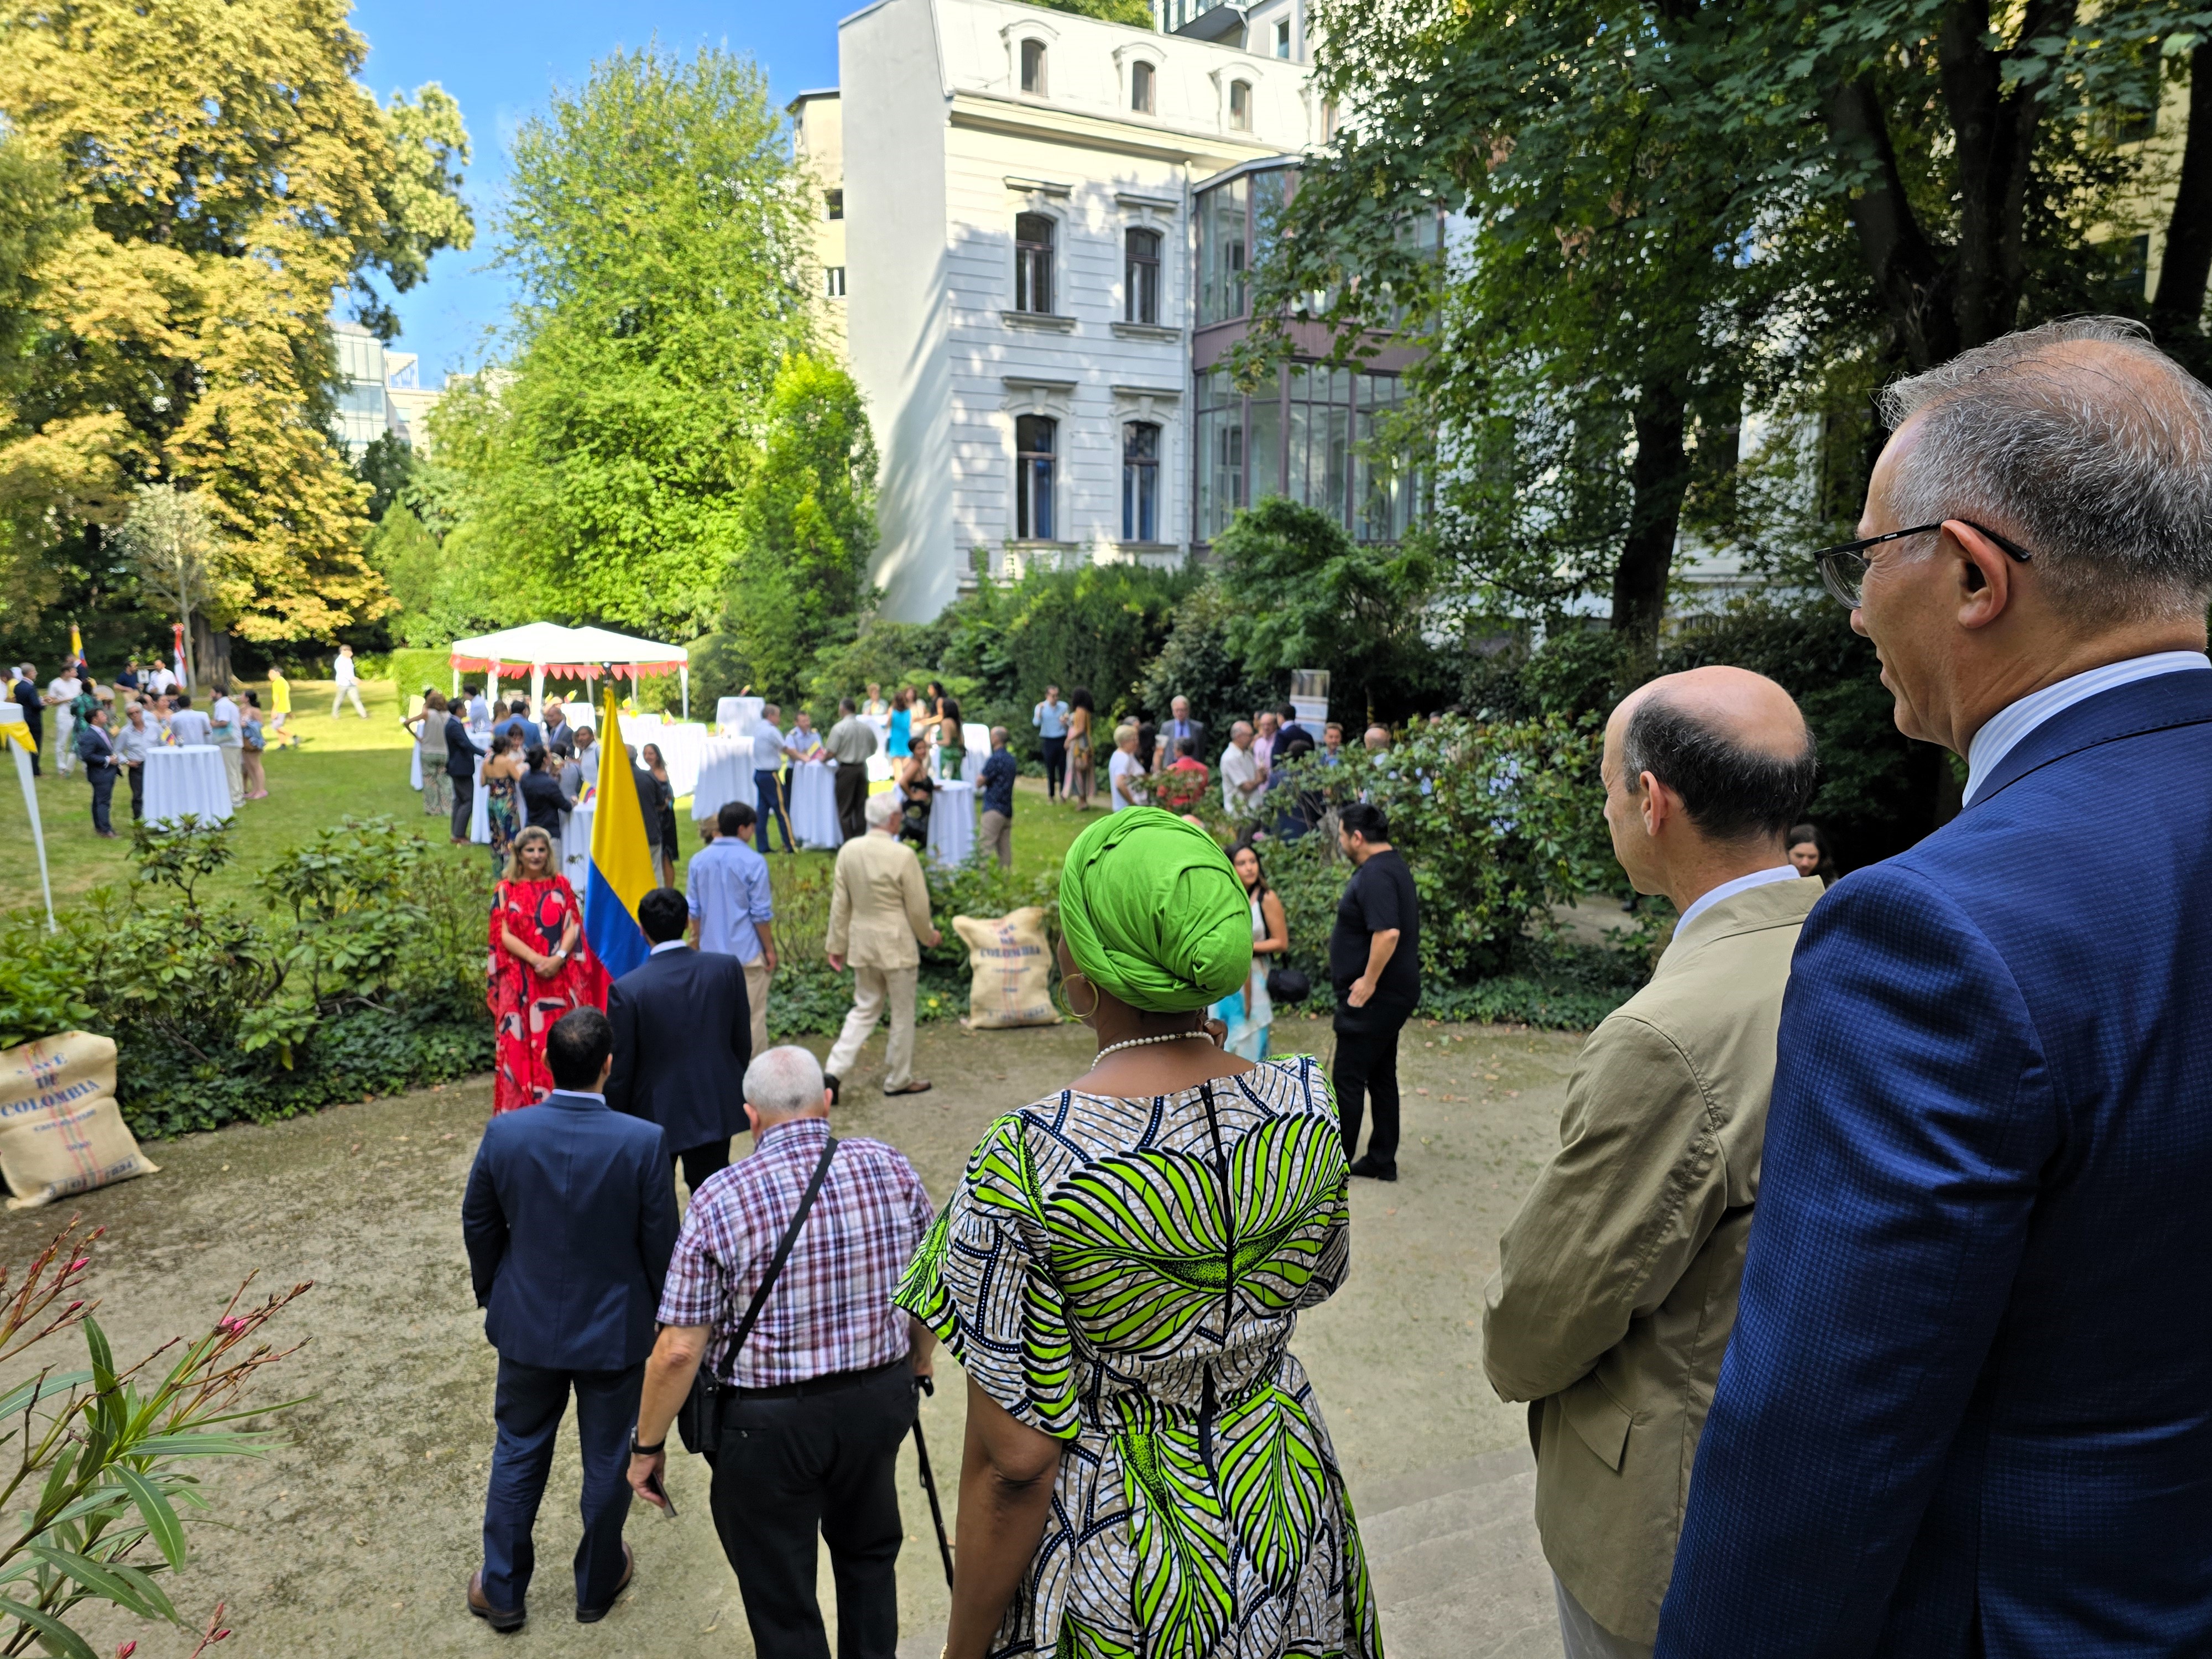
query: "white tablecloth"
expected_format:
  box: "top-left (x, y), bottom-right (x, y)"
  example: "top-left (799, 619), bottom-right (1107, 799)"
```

top-left (409, 741), bottom-right (422, 790)
top-left (717, 696), bottom-right (763, 737)
top-left (789, 760), bottom-right (841, 848)
top-left (620, 715), bottom-right (709, 799)
top-left (143, 745), bottom-right (233, 828)
top-left (927, 780), bottom-right (976, 868)
top-left (690, 737), bottom-right (757, 822)
top-left (960, 722), bottom-right (989, 785)
top-left (469, 755), bottom-right (489, 843)
top-left (563, 804), bottom-right (594, 908)
top-left (864, 714), bottom-right (894, 785)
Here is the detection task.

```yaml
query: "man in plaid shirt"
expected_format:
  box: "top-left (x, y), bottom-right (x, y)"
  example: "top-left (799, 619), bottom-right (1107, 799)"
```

top-left (626, 1045), bottom-right (937, 1658)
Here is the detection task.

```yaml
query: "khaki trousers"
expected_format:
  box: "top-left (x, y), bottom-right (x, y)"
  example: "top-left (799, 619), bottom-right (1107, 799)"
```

top-left (744, 959), bottom-right (771, 1064)
top-left (825, 964), bottom-right (917, 1091)
top-left (219, 743), bottom-right (244, 806)
top-left (980, 809), bottom-right (1013, 869)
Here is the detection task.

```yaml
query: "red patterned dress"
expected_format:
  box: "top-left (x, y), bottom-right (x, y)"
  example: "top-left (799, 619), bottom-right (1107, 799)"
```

top-left (486, 876), bottom-right (609, 1114)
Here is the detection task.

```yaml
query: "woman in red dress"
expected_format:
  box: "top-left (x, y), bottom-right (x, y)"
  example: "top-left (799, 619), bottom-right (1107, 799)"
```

top-left (486, 825), bottom-right (608, 1114)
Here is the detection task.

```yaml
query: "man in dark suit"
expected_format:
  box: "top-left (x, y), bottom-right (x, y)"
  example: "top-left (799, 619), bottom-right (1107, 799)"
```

top-left (1659, 319), bottom-right (2212, 1655)
top-left (461, 1008), bottom-right (676, 1632)
top-left (75, 707), bottom-right (121, 838)
top-left (604, 886), bottom-right (752, 1193)
top-left (518, 745), bottom-right (575, 837)
top-left (444, 702), bottom-right (482, 847)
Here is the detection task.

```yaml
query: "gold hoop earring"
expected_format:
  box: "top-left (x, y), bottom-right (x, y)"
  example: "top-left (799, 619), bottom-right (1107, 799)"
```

top-left (1066, 975), bottom-right (1102, 1022)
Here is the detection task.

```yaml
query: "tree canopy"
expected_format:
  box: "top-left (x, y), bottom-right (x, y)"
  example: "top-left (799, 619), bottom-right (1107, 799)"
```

top-left (430, 45), bottom-right (817, 639)
top-left (1253, 0), bottom-right (2212, 640)
top-left (0, 0), bottom-right (473, 653)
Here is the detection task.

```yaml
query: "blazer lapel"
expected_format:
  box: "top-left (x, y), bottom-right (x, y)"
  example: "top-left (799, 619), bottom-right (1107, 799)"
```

top-left (1971, 671), bottom-right (2212, 809)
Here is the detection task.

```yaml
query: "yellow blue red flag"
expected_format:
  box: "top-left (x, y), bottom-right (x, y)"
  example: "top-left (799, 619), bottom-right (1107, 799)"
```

top-left (586, 684), bottom-right (656, 978)
top-left (68, 623), bottom-right (82, 666)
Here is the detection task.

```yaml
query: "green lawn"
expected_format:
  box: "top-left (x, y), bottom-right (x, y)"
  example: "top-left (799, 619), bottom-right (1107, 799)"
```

top-left (1, 680), bottom-right (1096, 927)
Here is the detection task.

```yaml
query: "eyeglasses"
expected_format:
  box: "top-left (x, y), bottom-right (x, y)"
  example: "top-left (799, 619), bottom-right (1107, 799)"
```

top-left (1813, 520), bottom-right (2034, 608)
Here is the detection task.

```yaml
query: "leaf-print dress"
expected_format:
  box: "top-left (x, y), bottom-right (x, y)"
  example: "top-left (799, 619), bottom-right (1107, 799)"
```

top-left (897, 1055), bottom-right (1383, 1659)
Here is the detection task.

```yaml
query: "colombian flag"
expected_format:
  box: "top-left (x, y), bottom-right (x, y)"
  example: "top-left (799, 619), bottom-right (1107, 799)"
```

top-left (585, 684), bottom-right (655, 979)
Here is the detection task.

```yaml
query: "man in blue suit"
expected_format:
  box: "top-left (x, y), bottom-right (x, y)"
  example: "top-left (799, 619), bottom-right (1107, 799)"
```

top-left (462, 1006), bottom-right (676, 1632)
top-left (604, 885), bottom-right (752, 1194)
top-left (1658, 317), bottom-right (2212, 1655)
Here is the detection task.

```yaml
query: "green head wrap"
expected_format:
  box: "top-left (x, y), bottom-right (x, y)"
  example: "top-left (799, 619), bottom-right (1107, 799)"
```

top-left (1059, 807), bottom-right (1253, 1013)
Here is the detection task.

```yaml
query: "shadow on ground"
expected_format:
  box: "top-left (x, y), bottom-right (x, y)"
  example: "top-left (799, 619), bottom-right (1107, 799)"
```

top-left (0, 1014), bottom-right (1582, 1657)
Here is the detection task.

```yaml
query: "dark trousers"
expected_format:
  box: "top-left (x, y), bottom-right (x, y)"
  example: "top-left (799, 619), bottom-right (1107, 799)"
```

top-left (450, 771), bottom-right (474, 841)
top-left (126, 763), bottom-right (144, 821)
top-left (86, 765), bottom-right (117, 834)
top-left (711, 1363), bottom-right (914, 1659)
top-left (675, 1136), bottom-right (731, 1194)
top-left (834, 763), bottom-right (868, 843)
top-left (482, 1356), bottom-right (642, 1613)
top-left (1334, 1019), bottom-right (1407, 1169)
top-left (1040, 735), bottom-right (1065, 799)
top-left (755, 770), bottom-right (795, 853)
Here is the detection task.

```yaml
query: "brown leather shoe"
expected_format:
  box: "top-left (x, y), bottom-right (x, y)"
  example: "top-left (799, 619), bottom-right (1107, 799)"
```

top-left (576, 1542), bottom-right (634, 1623)
top-left (882, 1079), bottom-right (932, 1096)
top-left (468, 1570), bottom-right (525, 1632)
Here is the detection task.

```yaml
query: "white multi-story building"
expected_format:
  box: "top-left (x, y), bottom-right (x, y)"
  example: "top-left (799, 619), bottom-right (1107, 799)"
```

top-left (330, 320), bottom-right (448, 457)
top-left (813, 0), bottom-right (1419, 620)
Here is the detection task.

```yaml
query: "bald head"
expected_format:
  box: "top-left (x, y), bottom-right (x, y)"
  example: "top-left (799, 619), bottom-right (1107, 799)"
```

top-left (1609, 667), bottom-right (1817, 844)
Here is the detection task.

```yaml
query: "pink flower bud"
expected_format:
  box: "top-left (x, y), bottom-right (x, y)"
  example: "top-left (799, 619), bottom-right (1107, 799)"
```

top-left (67, 1258), bottom-right (90, 1274)
top-left (65, 1301), bottom-right (83, 1314)
top-left (116, 1642), bottom-right (136, 1658)
top-left (213, 1632), bottom-right (231, 1643)
top-left (216, 1317), bottom-right (247, 1335)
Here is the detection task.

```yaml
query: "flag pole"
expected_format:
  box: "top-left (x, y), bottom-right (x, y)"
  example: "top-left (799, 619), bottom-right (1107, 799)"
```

top-left (2, 714), bottom-right (54, 932)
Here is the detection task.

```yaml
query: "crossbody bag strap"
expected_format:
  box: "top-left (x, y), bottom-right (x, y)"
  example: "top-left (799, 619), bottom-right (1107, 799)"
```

top-left (727, 1133), bottom-right (841, 1359)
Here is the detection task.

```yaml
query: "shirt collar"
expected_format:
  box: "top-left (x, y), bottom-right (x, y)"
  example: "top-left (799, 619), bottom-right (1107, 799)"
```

top-left (546, 1089), bottom-right (607, 1107)
top-left (649, 939), bottom-right (688, 955)
top-left (758, 1113), bottom-right (831, 1150)
top-left (1674, 862), bottom-right (1801, 936)
top-left (1963, 651), bottom-right (2211, 805)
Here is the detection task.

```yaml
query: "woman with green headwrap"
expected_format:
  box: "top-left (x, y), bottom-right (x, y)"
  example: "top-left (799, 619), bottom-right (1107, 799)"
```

top-left (897, 808), bottom-right (1380, 1659)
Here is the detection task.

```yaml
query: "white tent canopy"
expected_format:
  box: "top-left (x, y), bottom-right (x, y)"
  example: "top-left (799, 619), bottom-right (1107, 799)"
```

top-left (449, 624), bottom-right (691, 718)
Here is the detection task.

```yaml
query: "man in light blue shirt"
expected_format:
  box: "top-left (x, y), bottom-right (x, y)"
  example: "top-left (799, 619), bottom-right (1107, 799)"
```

top-left (687, 801), bottom-right (776, 1058)
top-left (1032, 685), bottom-right (1067, 803)
top-left (751, 705), bottom-right (795, 854)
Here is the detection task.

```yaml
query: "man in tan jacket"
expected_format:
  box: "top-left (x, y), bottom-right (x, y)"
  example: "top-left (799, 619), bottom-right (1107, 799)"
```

top-left (1483, 666), bottom-right (1824, 1657)
top-left (824, 789), bottom-right (942, 1098)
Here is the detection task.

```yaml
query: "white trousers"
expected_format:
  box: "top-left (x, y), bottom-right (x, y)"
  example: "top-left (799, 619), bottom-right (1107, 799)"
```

top-left (219, 743), bottom-right (244, 806)
top-left (331, 682), bottom-right (366, 717)
top-left (53, 711), bottom-right (75, 774)
top-left (825, 964), bottom-right (917, 1091)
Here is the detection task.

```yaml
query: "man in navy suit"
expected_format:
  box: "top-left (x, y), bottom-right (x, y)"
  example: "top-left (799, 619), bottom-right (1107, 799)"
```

top-left (1658, 318), bottom-right (2212, 1655)
top-left (444, 702), bottom-right (483, 847)
top-left (462, 1007), bottom-right (676, 1632)
top-left (604, 885), bottom-right (752, 1194)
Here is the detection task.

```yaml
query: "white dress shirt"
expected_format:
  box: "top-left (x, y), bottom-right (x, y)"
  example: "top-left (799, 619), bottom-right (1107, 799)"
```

top-left (1963, 650), bottom-right (2211, 806)
top-left (1674, 863), bottom-right (1802, 936)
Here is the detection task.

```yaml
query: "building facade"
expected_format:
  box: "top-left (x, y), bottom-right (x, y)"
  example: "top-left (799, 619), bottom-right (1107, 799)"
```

top-left (822, 0), bottom-right (1412, 620)
top-left (331, 320), bottom-right (447, 457)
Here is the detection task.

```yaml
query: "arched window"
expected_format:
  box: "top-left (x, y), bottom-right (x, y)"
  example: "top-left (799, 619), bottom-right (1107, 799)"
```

top-left (1020, 39), bottom-right (1047, 96)
top-left (1014, 213), bottom-right (1055, 314)
top-left (1123, 421), bottom-right (1160, 542)
top-left (1016, 416), bottom-right (1057, 540)
top-left (1131, 60), bottom-right (1155, 114)
top-left (1229, 79), bottom-right (1253, 130)
top-left (1124, 227), bottom-right (1161, 325)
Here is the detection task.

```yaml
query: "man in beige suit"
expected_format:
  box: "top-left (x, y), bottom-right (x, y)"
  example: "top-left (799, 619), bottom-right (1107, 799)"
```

top-left (824, 789), bottom-right (942, 1098)
top-left (1483, 665), bottom-right (1824, 1657)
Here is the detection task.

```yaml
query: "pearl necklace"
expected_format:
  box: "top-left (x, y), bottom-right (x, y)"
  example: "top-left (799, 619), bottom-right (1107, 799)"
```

top-left (1094, 1026), bottom-right (1214, 1061)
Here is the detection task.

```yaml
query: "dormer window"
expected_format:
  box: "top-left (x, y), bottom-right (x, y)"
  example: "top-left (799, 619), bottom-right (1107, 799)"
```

top-left (1229, 79), bottom-right (1253, 131)
top-left (1021, 39), bottom-right (1047, 96)
top-left (1131, 60), bottom-right (1155, 114)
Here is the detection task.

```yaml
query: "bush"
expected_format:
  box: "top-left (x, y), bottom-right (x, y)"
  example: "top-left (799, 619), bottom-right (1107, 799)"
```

top-left (385, 646), bottom-right (452, 701)
top-left (1135, 578), bottom-right (1287, 739)
top-left (1, 816), bottom-right (493, 1139)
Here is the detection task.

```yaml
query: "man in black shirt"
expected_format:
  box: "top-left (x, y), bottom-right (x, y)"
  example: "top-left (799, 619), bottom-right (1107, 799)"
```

top-left (519, 746), bottom-right (576, 837)
top-left (11, 665), bottom-right (45, 776)
top-left (1329, 801), bottom-right (1421, 1181)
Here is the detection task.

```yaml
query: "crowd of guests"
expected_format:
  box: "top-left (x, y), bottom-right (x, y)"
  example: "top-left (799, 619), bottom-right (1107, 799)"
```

top-left (6, 657), bottom-right (276, 834)
top-left (452, 317), bottom-right (2212, 1659)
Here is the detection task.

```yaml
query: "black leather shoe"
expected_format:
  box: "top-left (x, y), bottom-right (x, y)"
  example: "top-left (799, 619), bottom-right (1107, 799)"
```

top-left (576, 1542), bottom-right (634, 1623)
top-left (1347, 1155), bottom-right (1399, 1182)
top-left (824, 1072), bottom-right (841, 1107)
top-left (468, 1571), bottom-right (525, 1632)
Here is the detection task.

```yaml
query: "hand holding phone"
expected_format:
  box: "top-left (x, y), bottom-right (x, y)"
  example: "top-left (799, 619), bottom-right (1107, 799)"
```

top-left (641, 1465), bottom-right (677, 1519)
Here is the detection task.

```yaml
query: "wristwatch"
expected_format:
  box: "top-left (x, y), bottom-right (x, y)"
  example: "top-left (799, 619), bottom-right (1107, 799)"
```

top-left (630, 1432), bottom-right (664, 1458)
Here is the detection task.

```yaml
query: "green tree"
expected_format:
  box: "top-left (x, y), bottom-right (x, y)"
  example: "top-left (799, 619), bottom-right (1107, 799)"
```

top-left (109, 484), bottom-right (225, 686)
top-left (1026, 0), bottom-right (1154, 24)
top-left (717, 353), bottom-right (879, 699)
top-left (0, 0), bottom-right (473, 645)
top-left (434, 45), bottom-right (815, 639)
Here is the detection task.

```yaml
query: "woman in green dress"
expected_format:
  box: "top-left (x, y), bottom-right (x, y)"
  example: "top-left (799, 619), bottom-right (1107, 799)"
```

top-left (898, 808), bottom-right (1381, 1659)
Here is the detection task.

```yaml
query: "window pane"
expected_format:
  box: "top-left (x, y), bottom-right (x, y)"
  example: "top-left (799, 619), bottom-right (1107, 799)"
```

top-left (1015, 213), bottom-right (1053, 314)
top-left (1196, 369), bottom-right (1242, 540)
top-left (1251, 168), bottom-right (1288, 278)
top-left (1229, 80), bottom-right (1251, 130)
top-left (1197, 176), bottom-right (1248, 327)
top-left (1249, 367), bottom-right (1282, 505)
top-left (1021, 40), bottom-right (1046, 95)
top-left (1132, 61), bottom-right (1154, 113)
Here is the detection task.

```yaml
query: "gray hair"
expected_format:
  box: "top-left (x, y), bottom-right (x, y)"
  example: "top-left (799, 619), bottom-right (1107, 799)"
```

top-left (1877, 316), bottom-right (2212, 624)
top-left (743, 1045), bottom-right (826, 1118)
top-left (864, 788), bottom-right (901, 830)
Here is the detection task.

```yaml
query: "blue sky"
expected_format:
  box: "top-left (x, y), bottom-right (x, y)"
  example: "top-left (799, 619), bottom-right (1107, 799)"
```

top-left (352, 0), bottom-right (844, 381)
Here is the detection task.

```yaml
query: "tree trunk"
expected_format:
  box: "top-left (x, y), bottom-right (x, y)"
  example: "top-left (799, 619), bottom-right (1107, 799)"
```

top-left (190, 613), bottom-right (231, 692)
top-left (2150, 42), bottom-right (2212, 360)
top-left (1610, 378), bottom-right (1689, 643)
top-left (1827, 79), bottom-right (1955, 369)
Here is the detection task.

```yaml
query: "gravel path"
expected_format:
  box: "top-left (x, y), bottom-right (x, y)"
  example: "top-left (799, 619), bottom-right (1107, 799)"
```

top-left (0, 1013), bottom-right (1580, 1656)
